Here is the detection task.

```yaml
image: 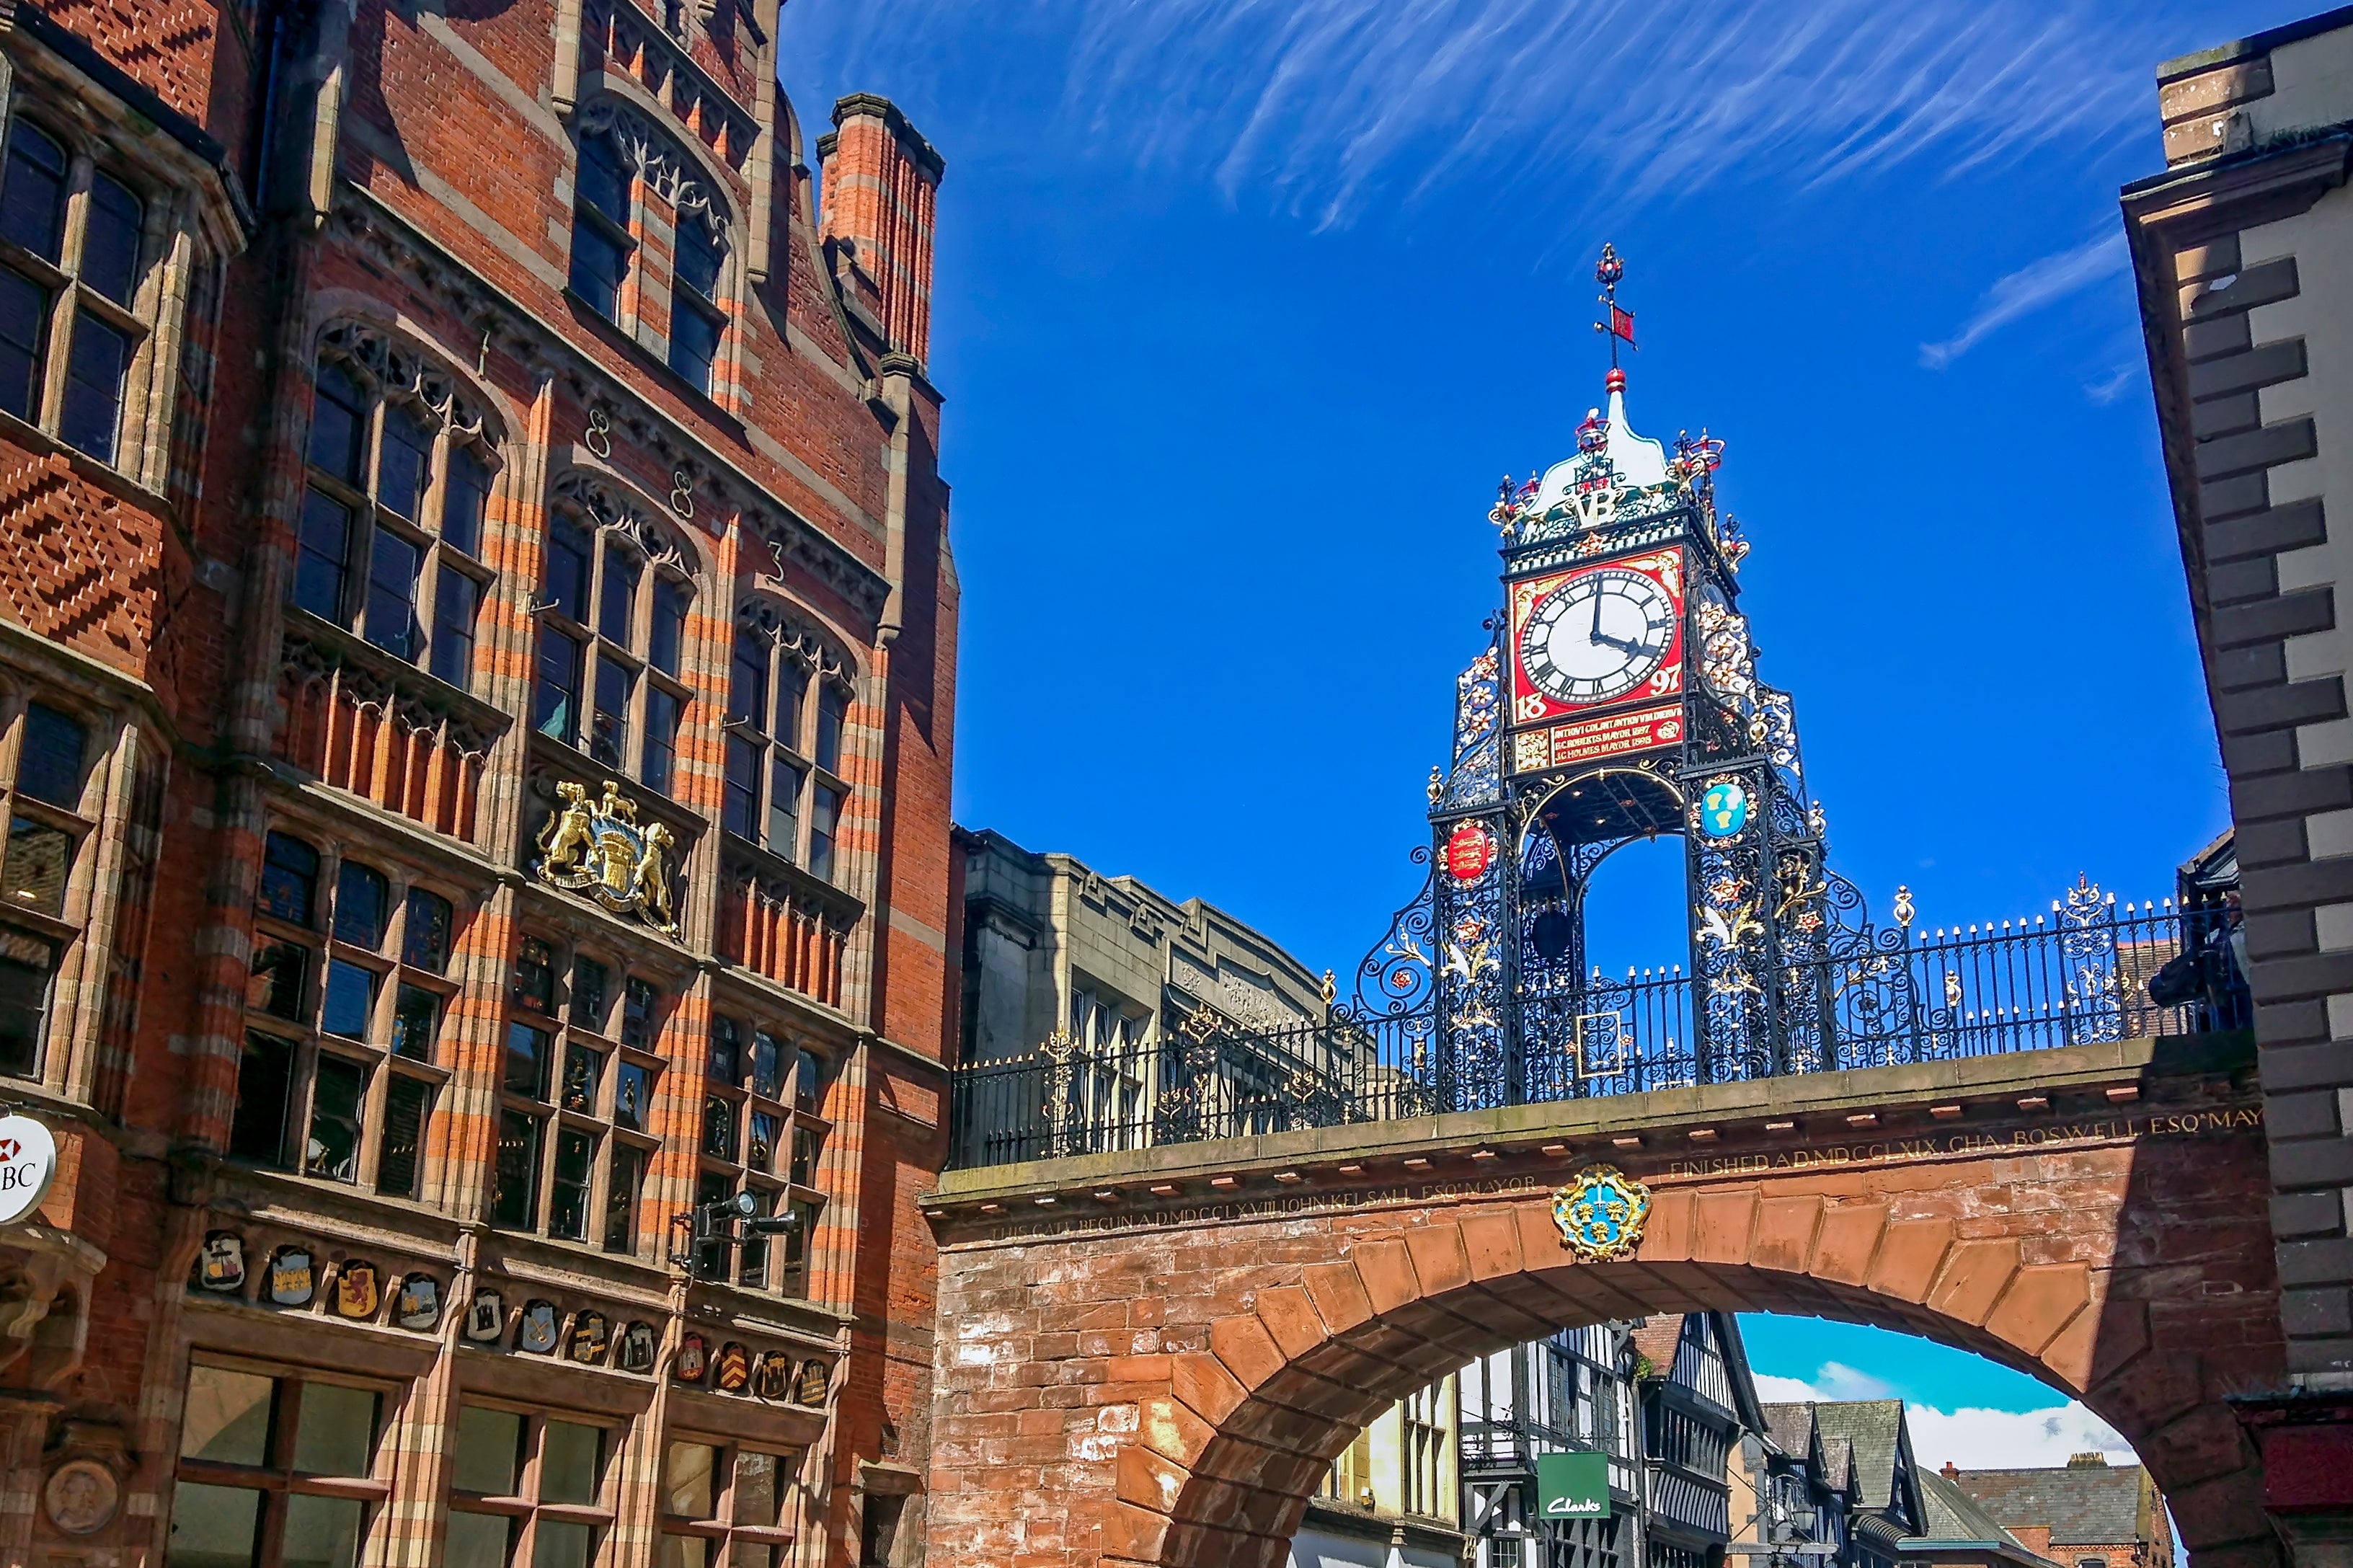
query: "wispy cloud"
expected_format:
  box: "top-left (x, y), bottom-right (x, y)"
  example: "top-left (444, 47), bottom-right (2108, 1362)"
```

top-left (783, 0), bottom-right (2184, 227)
top-left (2085, 363), bottom-right (2143, 404)
top-left (1754, 1368), bottom-right (2135, 1471)
top-left (1919, 231), bottom-right (2130, 368)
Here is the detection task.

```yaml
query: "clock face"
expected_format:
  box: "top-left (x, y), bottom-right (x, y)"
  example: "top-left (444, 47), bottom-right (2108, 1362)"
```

top-left (1520, 567), bottom-right (1679, 706)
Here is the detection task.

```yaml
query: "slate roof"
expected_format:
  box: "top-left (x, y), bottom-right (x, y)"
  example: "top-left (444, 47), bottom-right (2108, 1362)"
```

top-left (1914, 1468), bottom-right (2048, 1558)
top-left (1760, 1402), bottom-right (1817, 1458)
top-left (1954, 1464), bottom-right (2153, 1546)
top-left (1811, 1401), bottom-right (1907, 1512)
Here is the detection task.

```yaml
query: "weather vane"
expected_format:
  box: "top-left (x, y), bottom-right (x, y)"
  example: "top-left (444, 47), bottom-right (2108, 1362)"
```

top-left (1592, 242), bottom-right (1636, 372)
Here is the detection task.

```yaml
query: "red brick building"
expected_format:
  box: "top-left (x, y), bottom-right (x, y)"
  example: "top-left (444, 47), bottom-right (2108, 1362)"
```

top-left (0, 0), bottom-right (958, 1562)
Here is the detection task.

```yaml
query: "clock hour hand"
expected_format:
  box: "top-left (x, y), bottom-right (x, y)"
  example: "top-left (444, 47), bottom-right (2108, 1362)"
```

top-left (1591, 629), bottom-right (1656, 657)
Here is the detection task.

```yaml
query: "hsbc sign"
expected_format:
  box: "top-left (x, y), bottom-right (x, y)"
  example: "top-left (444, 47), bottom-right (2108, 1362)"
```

top-left (0, 1115), bottom-right (58, 1226)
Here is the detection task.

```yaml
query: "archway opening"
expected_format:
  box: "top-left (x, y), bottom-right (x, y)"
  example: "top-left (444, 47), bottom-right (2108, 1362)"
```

top-left (1273, 1310), bottom-right (2170, 1568)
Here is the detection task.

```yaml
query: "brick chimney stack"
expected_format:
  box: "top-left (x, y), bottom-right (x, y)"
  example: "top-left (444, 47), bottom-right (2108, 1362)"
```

top-left (817, 94), bottom-right (945, 366)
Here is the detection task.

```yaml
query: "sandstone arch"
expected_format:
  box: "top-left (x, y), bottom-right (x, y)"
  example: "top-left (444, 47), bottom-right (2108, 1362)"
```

top-left (926, 1050), bottom-right (2281, 1568)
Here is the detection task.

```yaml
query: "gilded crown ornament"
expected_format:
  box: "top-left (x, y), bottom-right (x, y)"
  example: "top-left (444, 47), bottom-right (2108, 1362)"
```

top-left (1551, 1164), bottom-right (1652, 1262)
top-left (533, 779), bottom-right (681, 936)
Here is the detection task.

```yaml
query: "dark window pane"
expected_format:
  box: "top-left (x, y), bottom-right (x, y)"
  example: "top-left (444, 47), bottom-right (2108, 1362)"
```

top-left (229, 1031), bottom-right (294, 1166)
top-left (706, 1017), bottom-right (740, 1085)
top-left (533, 1519), bottom-right (594, 1568)
top-left (562, 1042), bottom-right (603, 1113)
top-left (0, 266), bottom-right (46, 421)
top-left (541, 1420), bottom-right (603, 1505)
top-left (604, 1143), bottom-right (643, 1253)
top-left (17, 702), bottom-right (84, 807)
top-left (365, 528), bottom-right (423, 659)
top-left (549, 1128), bottom-right (593, 1241)
top-left (534, 626), bottom-right (582, 743)
top-left (775, 668), bottom-right (804, 751)
top-left (248, 940), bottom-right (307, 1020)
top-left (306, 1055), bottom-right (368, 1181)
top-left (320, 957), bottom-right (376, 1039)
top-left (431, 567), bottom-right (478, 688)
top-left (747, 1109), bottom-right (779, 1174)
top-left (3, 815), bottom-right (70, 916)
top-left (283, 1493), bottom-right (365, 1568)
top-left (260, 831), bottom-right (319, 926)
top-left (815, 683), bottom-right (847, 775)
top-left (402, 887), bottom-right (453, 972)
top-left (599, 546), bottom-right (639, 644)
top-left (722, 735), bottom-right (758, 838)
top-left (293, 1382), bottom-right (378, 1474)
top-left (737, 1452), bottom-right (781, 1527)
top-left (512, 936), bottom-right (554, 1013)
top-left (613, 1061), bottom-right (652, 1134)
top-left (59, 311), bottom-right (130, 461)
top-left (391, 983), bottom-right (439, 1061)
top-left (309, 363), bottom-right (368, 482)
top-left (443, 445), bottom-right (490, 557)
top-left (570, 956), bottom-right (608, 1029)
top-left (577, 133), bottom-right (632, 221)
top-left (669, 298), bottom-right (719, 393)
top-left (180, 1365), bottom-right (275, 1463)
top-left (378, 404), bottom-right (433, 518)
top-left (503, 1022), bottom-right (550, 1099)
top-left (692, 1171), bottom-right (731, 1281)
top-left (446, 1512), bottom-right (511, 1568)
top-left (0, 124), bottom-right (66, 260)
top-left (748, 1031), bottom-right (781, 1100)
top-left (491, 1109), bottom-right (540, 1228)
top-left (701, 1095), bottom-right (735, 1161)
top-left (791, 1123), bottom-right (820, 1187)
top-left (649, 580), bottom-right (687, 677)
top-left (794, 1047), bottom-right (825, 1111)
top-left (451, 1405), bottom-right (523, 1494)
top-left (589, 659), bottom-right (632, 769)
top-left (167, 1481), bottom-right (263, 1568)
top-left (730, 634), bottom-right (767, 729)
top-left (334, 861), bottom-right (389, 947)
top-left (643, 688), bottom-right (679, 798)
top-left (293, 489), bottom-right (356, 623)
top-left (737, 1184), bottom-right (772, 1286)
top-left (767, 758), bottom-right (801, 857)
top-left (0, 947), bottom-right (48, 1078)
top-left (378, 1075), bottom-right (431, 1197)
top-left (675, 222), bottom-right (722, 301)
top-left (810, 783), bottom-right (842, 883)
top-left (570, 221), bottom-right (627, 319)
top-left (779, 1198), bottom-right (818, 1297)
top-left (83, 173), bottom-right (143, 305)
top-left (546, 519), bottom-right (593, 623)
top-left (621, 977), bottom-right (659, 1050)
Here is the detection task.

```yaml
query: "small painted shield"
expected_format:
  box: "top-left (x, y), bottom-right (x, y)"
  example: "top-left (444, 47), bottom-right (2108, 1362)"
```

top-left (198, 1232), bottom-right (245, 1293)
top-left (464, 1288), bottom-right (505, 1342)
top-left (675, 1332), bottom-right (707, 1383)
top-left (714, 1342), bottom-right (751, 1392)
top-left (396, 1274), bottom-right (441, 1331)
top-left (1551, 1164), bottom-right (1654, 1263)
top-left (332, 1262), bottom-right (379, 1319)
top-left (267, 1248), bottom-right (315, 1307)
top-left (618, 1321), bottom-right (657, 1373)
top-left (569, 1311), bottom-right (609, 1365)
top-left (793, 1357), bottom-right (831, 1407)
top-left (518, 1301), bottom-right (559, 1355)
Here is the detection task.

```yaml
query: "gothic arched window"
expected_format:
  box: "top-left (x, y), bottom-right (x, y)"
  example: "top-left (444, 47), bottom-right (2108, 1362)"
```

top-left (724, 606), bottom-right (853, 883)
top-left (566, 104), bottom-right (733, 399)
top-left (292, 328), bottom-right (498, 692)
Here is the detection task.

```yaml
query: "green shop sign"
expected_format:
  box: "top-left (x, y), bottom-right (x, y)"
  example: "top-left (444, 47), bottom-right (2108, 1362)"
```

top-left (1538, 1450), bottom-right (1611, 1520)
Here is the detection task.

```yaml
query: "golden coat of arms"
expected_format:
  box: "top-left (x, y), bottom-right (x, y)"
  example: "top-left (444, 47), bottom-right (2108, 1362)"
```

top-left (533, 779), bottom-right (681, 936)
top-left (1551, 1164), bottom-right (1652, 1262)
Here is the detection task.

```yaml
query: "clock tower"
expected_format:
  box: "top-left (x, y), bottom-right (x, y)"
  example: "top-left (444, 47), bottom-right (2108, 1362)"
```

top-left (1408, 245), bottom-right (1848, 1104)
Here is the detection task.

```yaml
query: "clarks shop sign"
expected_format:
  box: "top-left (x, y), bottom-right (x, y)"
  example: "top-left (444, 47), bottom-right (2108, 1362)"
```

top-left (1538, 1450), bottom-right (1610, 1520)
top-left (0, 1114), bottom-right (58, 1226)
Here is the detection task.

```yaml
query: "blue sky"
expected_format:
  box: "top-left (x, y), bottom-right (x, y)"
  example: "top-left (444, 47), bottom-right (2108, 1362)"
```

top-left (777, 0), bottom-right (2280, 1436)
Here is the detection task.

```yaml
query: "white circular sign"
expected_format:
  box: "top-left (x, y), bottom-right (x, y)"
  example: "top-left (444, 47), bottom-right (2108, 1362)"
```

top-left (0, 1115), bottom-right (59, 1226)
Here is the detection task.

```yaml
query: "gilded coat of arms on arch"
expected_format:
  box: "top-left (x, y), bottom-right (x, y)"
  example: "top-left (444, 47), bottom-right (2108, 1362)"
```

top-left (1551, 1164), bottom-right (1652, 1262)
top-left (533, 779), bottom-right (681, 936)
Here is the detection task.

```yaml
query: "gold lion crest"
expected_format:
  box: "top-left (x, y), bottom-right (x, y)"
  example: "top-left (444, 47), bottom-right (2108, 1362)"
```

top-left (1551, 1164), bottom-right (1652, 1262)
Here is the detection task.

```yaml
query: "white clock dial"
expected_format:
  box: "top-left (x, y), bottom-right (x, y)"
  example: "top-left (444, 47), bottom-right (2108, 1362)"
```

top-left (1520, 569), bottom-right (1678, 706)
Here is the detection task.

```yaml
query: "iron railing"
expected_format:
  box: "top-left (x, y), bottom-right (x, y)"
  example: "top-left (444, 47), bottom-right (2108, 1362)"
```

top-left (947, 896), bottom-right (2247, 1169)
